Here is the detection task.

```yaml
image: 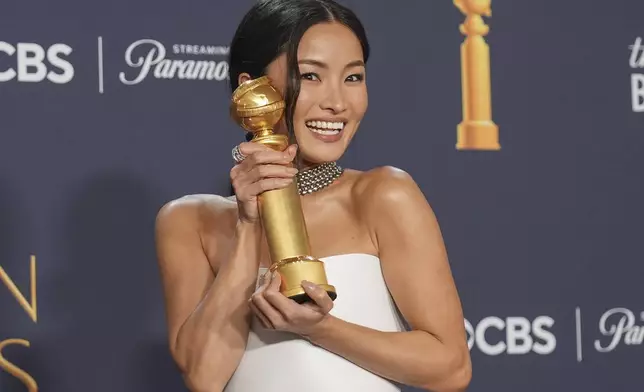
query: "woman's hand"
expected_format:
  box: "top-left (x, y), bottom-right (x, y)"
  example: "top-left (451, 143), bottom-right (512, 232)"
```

top-left (230, 142), bottom-right (298, 224)
top-left (249, 271), bottom-right (334, 337)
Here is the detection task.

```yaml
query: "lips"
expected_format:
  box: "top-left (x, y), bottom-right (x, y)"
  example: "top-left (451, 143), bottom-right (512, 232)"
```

top-left (305, 120), bottom-right (345, 136)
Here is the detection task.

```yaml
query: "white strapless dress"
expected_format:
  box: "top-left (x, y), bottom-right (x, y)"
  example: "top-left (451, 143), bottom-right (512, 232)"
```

top-left (224, 253), bottom-right (406, 392)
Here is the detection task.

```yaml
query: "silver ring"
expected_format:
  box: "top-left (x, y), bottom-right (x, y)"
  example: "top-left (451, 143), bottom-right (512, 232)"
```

top-left (232, 145), bottom-right (246, 164)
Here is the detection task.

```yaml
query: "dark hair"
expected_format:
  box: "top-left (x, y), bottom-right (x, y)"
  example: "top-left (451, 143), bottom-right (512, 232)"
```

top-left (228, 0), bottom-right (370, 144)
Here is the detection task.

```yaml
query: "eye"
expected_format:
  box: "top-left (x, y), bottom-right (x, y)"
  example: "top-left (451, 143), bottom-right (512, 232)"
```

top-left (346, 73), bottom-right (365, 82)
top-left (301, 72), bottom-right (320, 81)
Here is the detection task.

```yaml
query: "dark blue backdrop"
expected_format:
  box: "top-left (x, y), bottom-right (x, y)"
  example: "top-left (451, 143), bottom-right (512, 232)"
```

top-left (1, 1), bottom-right (642, 391)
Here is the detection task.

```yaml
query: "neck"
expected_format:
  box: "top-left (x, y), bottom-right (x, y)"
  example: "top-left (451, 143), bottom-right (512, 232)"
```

top-left (298, 159), bottom-right (323, 171)
top-left (294, 161), bottom-right (344, 195)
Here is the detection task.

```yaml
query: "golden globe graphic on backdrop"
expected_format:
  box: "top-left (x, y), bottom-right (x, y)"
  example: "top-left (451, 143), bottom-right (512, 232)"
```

top-left (0, 256), bottom-right (38, 391)
top-left (454, 0), bottom-right (500, 151)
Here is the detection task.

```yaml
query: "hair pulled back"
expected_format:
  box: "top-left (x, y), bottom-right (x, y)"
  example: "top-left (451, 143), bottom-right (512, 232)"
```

top-left (228, 0), bottom-right (370, 143)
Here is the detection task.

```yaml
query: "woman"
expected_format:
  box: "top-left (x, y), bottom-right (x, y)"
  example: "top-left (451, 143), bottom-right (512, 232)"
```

top-left (154, 0), bottom-right (472, 391)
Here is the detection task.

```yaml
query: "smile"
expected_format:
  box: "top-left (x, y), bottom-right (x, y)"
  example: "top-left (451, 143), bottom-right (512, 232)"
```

top-left (305, 120), bottom-right (345, 135)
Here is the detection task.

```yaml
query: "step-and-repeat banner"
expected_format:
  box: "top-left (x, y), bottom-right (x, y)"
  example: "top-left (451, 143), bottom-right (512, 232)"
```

top-left (1, 1), bottom-right (642, 391)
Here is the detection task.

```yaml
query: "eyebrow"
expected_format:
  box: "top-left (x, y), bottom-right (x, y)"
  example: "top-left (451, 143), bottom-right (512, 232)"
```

top-left (298, 59), bottom-right (365, 69)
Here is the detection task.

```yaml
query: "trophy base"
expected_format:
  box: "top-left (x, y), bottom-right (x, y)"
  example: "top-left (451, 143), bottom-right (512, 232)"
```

top-left (272, 256), bottom-right (337, 304)
top-left (457, 120), bottom-right (500, 150)
top-left (283, 284), bottom-right (338, 304)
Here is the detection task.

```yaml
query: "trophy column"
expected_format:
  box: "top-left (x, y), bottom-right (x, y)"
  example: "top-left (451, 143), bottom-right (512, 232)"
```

top-left (230, 76), bottom-right (337, 304)
top-left (454, 0), bottom-right (500, 151)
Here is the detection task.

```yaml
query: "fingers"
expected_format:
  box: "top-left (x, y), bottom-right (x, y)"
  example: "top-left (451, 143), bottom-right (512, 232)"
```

top-left (249, 272), bottom-right (275, 329)
top-left (268, 271), bottom-right (282, 291)
top-left (237, 152), bottom-right (293, 175)
top-left (301, 281), bottom-right (334, 314)
top-left (247, 164), bottom-right (298, 182)
top-left (249, 300), bottom-right (273, 329)
top-left (263, 272), bottom-right (298, 321)
top-left (233, 164), bottom-right (296, 190)
top-left (243, 177), bottom-right (294, 199)
top-left (232, 143), bottom-right (298, 177)
top-left (249, 273), bottom-right (335, 334)
top-left (230, 144), bottom-right (298, 201)
top-left (238, 142), bottom-right (296, 157)
top-left (243, 144), bottom-right (298, 168)
top-left (250, 272), bottom-right (286, 328)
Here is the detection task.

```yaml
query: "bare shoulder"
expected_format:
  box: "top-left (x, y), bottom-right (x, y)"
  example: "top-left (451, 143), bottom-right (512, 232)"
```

top-left (347, 165), bottom-right (438, 245)
top-left (350, 165), bottom-right (428, 211)
top-left (155, 194), bottom-right (236, 233)
top-left (155, 194), bottom-right (239, 270)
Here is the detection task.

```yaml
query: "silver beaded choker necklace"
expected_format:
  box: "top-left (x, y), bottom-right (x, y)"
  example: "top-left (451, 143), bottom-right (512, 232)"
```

top-left (296, 162), bottom-right (344, 195)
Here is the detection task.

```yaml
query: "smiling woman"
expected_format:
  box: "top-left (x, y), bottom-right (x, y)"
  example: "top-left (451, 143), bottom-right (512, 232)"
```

top-left (154, 0), bottom-right (471, 391)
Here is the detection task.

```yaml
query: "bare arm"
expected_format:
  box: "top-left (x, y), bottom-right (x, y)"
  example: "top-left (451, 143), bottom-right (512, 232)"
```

top-left (303, 167), bottom-right (471, 391)
top-left (155, 142), bottom-right (298, 391)
top-left (155, 198), bottom-right (262, 392)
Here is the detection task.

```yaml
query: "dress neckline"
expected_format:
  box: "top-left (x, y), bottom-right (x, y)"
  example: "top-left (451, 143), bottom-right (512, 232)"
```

top-left (320, 252), bottom-right (379, 261)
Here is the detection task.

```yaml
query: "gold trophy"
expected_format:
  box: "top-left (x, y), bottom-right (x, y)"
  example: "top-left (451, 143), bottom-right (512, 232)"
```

top-left (230, 76), bottom-right (337, 303)
top-left (454, 0), bottom-right (500, 150)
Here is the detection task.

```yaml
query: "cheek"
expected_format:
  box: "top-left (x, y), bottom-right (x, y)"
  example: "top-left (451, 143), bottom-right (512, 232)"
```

top-left (264, 62), bottom-right (287, 96)
top-left (349, 87), bottom-right (368, 117)
top-left (293, 88), bottom-right (316, 121)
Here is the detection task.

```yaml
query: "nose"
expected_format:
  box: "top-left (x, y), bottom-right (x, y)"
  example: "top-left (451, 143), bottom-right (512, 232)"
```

top-left (320, 82), bottom-right (347, 113)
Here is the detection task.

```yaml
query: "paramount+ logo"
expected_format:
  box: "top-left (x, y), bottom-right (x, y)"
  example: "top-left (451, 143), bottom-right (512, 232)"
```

top-left (465, 316), bottom-right (557, 356)
top-left (0, 41), bottom-right (74, 84)
top-left (117, 39), bottom-right (229, 86)
top-left (0, 37), bottom-right (231, 92)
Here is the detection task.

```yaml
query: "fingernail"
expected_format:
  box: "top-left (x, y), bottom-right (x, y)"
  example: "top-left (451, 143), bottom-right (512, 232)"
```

top-left (272, 271), bottom-right (279, 280)
top-left (301, 280), bottom-right (315, 290)
top-left (287, 167), bottom-right (298, 174)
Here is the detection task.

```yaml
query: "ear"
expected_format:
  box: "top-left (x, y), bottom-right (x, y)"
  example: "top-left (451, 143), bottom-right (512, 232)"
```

top-left (238, 72), bottom-right (252, 86)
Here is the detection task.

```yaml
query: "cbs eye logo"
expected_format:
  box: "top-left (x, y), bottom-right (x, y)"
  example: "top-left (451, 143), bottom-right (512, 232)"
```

top-left (0, 41), bottom-right (74, 84)
top-left (465, 316), bottom-right (557, 356)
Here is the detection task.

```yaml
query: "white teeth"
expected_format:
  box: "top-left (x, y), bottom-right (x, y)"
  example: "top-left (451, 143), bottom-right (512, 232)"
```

top-left (305, 121), bottom-right (345, 136)
top-left (310, 128), bottom-right (339, 135)
top-left (305, 121), bottom-right (345, 130)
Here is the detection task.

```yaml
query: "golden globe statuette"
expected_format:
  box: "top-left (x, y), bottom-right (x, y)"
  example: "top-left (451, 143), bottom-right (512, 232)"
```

top-left (454, 0), bottom-right (500, 150)
top-left (230, 76), bottom-right (337, 303)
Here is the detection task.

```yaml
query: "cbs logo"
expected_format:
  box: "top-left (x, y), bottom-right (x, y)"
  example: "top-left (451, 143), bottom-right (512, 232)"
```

top-left (465, 316), bottom-right (557, 355)
top-left (0, 42), bottom-right (74, 83)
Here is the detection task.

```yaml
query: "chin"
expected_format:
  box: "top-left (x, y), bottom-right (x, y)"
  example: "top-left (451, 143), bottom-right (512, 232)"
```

top-left (299, 151), bottom-right (344, 166)
top-left (296, 121), bottom-right (354, 164)
top-left (297, 137), bottom-right (349, 165)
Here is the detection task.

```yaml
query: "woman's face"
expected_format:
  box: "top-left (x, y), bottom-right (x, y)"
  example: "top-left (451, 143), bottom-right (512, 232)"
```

top-left (240, 22), bottom-right (368, 165)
